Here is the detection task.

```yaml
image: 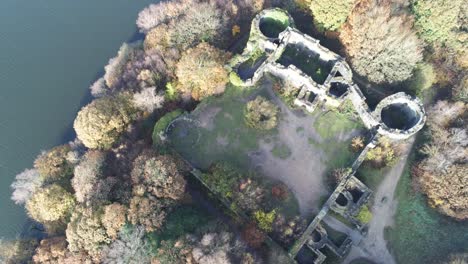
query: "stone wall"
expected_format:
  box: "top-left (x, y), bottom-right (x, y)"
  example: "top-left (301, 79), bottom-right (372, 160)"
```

top-left (229, 8), bottom-right (426, 140)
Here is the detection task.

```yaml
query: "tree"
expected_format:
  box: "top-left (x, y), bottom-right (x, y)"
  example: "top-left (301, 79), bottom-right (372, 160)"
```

top-left (168, 2), bottom-right (229, 50)
top-left (175, 43), bottom-right (229, 100)
top-left (350, 136), bottom-right (365, 152)
top-left (74, 94), bottom-right (137, 149)
top-left (102, 225), bottom-right (151, 264)
top-left (408, 63), bottom-right (436, 96)
top-left (102, 203), bottom-right (127, 239)
top-left (309, 0), bottom-right (355, 31)
top-left (244, 96), bottom-right (279, 130)
top-left (11, 168), bottom-right (41, 205)
top-left (191, 230), bottom-right (259, 264)
top-left (72, 151), bottom-right (115, 206)
top-left (104, 43), bottom-right (136, 88)
top-left (131, 151), bottom-right (187, 200)
top-left (201, 163), bottom-right (242, 200)
top-left (414, 101), bottom-right (468, 220)
top-left (132, 87), bottom-right (165, 113)
top-left (355, 205), bottom-right (372, 224)
top-left (365, 137), bottom-right (396, 168)
top-left (66, 206), bottom-right (111, 256)
top-left (254, 209), bottom-right (277, 232)
top-left (33, 236), bottom-right (68, 263)
top-left (411, 0), bottom-right (466, 51)
top-left (0, 239), bottom-right (37, 264)
top-left (444, 253), bottom-right (468, 264)
top-left (26, 184), bottom-right (75, 223)
top-left (136, 0), bottom-right (191, 33)
top-left (241, 223), bottom-right (265, 248)
top-left (340, 1), bottom-right (423, 84)
top-left (415, 163), bottom-right (468, 220)
top-left (144, 24), bottom-right (172, 51)
top-left (34, 144), bottom-right (73, 183)
top-left (89, 77), bottom-right (108, 98)
top-left (127, 196), bottom-right (169, 232)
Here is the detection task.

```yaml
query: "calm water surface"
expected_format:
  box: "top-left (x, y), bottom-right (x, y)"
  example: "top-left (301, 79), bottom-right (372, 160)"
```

top-left (0, 0), bottom-right (157, 239)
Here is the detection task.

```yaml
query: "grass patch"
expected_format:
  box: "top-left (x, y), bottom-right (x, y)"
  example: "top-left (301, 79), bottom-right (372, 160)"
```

top-left (271, 143), bottom-right (292, 159)
top-left (385, 158), bottom-right (468, 264)
top-left (168, 85), bottom-right (272, 170)
top-left (313, 110), bottom-right (363, 140)
top-left (354, 164), bottom-right (388, 190)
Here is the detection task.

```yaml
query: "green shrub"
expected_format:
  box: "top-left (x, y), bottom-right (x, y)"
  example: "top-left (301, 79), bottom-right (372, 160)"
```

top-left (356, 205), bottom-right (372, 224)
top-left (201, 163), bottom-right (242, 199)
top-left (408, 63), bottom-right (436, 96)
top-left (165, 82), bottom-right (178, 101)
top-left (152, 109), bottom-right (184, 146)
top-left (254, 209), bottom-right (277, 232)
top-left (244, 96), bottom-right (279, 131)
top-left (310, 0), bottom-right (354, 32)
top-left (229, 71), bottom-right (244, 87)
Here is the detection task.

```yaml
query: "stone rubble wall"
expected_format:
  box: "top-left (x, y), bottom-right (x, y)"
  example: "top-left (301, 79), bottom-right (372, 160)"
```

top-left (230, 8), bottom-right (426, 140)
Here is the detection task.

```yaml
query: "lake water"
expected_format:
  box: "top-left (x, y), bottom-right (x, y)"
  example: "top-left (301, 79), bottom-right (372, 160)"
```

top-left (0, 0), bottom-right (157, 240)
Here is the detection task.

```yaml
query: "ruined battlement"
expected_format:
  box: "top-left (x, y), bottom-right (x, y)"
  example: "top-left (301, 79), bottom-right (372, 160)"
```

top-left (231, 8), bottom-right (426, 140)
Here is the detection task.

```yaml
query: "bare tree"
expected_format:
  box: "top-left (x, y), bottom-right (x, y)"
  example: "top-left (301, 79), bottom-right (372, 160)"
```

top-left (136, 0), bottom-right (194, 33)
top-left (11, 168), bottom-right (42, 205)
top-left (132, 87), bottom-right (165, 113)
top-left (340, 0), bottom-right (423, 84)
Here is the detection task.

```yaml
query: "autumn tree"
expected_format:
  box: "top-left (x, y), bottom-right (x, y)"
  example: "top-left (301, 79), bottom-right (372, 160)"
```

top-left (414, 101), bottom-right (467, 220)
top-left (26, 184), bottom-right (75, 223)
top-left (104, 43), bottom-right (136, 89)
top-left (340, 1), bottom-right (423, 84)
top-left (33, 236), bottom-right (68, 263)
top-left (131, 150), bottom-right (187, 201)
top-left (350, 136), bottom-right (365, 152)
top-left (34, 144), bottom-right (73, 183)
top-left (102, 203), bottom-right (127, 239)
top-left (365, 137), bottom-right (396, 168)
top-left (241, 223), bottom-right (265, 248)
top-left (66, 206), bottom-right (111, 256)
top-left (74, 94), bottom-right (137, 149)
top-left (72, 151), bottom-right (115, 207)
top-left (127, 196), bottom-right (170, 232)
top-left (244, 96), bottom-right (279, 130)
top-left (415, 163), bottom-right (468, 220)
top-left (309, 0), bottom-right (355, 31)
top-left (175, 42), bottom-right (229, 100)
top-left (192, 231), bottom-right (255, 264)
top-left (101, 225), bottom-right (151, 264)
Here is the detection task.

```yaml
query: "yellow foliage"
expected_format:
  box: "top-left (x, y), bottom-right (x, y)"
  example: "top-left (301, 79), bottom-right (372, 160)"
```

top-left (232, 25), bottom-right (241, 36)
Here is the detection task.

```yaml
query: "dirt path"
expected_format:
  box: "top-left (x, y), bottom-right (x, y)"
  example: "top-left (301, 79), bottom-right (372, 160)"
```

top-left (249, 82), bottom-right (329, 216)
top-left (249, 80), bottom-right (358, 217)
top-left (344, 139), bottom-right (415, 264)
